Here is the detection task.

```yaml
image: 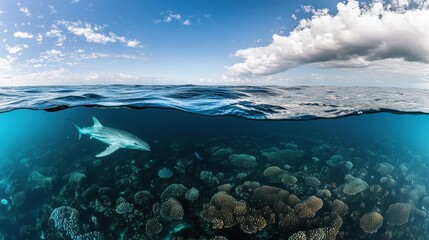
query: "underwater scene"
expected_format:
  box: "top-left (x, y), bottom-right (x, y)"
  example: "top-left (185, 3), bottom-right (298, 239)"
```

top-left (0, 85), bottom-right (429, 240)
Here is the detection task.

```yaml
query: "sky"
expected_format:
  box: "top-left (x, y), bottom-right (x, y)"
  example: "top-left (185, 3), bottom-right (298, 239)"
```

top-left (0, 0), bottom-right (429, 87)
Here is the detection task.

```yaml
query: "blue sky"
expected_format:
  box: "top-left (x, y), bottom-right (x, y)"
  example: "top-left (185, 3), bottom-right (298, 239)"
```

top-left (1, 0), bottom-right (429, 87)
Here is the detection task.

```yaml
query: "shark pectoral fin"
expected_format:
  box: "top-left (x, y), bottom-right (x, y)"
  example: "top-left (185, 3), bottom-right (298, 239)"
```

top-left (96, 145), bottom-right (120, 157)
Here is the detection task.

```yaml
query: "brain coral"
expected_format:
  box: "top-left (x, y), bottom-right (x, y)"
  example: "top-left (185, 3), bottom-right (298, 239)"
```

top-left (305, 176), bottom-right (321, 188)
top-left (229, 154), bottom-right (257, 169)
top-left (331, 199), bottom-right (348, 217)
top-left (201, 191), bottom-right (247, 229)
top-left (160, 198), bottom-right (184, 221)
top-left (145, 218), bottom-right (163, 235)
top-left (252, 186), bottom-right (300, 213)
top-left (263, 166), bottom-right (288, 183)
top-left (326, 154), bottom-right (345, 168)
top-left (293, 196), bottom-right (323, 218)
top-left (281, 174), bottom-right (298, 187)
top-left (134, 190), bottom-right (153, 204)
top-left (374, 162), bottom-right (394, 175)
top-left (360, 212), bottom-right (383, 234)
top-left (386, 203), bottom-right (412, 226)
top-left (316, 189), bottom-right (332, 198)
top-left (115, 201), bottom-right (134, 214)
top-left (343, 174), bottom-right (369, 195)
top-left (185, 187), bottom-right (199, 202)
top-left (160, 183), bottom-right (188, 200)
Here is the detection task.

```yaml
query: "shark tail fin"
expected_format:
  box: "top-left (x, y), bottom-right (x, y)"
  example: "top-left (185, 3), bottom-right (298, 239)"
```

top-left (69, 120), bottom-right (82, 140)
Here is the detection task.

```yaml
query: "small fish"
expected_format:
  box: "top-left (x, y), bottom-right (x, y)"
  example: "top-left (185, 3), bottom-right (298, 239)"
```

top-left (194, 152), bottom-right (203, 160)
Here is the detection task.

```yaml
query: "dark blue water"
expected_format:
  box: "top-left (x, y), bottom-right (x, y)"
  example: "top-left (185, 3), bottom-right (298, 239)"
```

top-left (0, 85), bottom-right (428, 240)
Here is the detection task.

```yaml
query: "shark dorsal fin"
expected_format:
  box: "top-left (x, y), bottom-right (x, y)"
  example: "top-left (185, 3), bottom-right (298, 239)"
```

top-left (92, 117), bottom-right (103, 128)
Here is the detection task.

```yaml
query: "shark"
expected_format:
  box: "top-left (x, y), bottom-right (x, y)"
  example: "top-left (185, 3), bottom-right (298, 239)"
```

top-left (72, 117), bottom-right (150, 157)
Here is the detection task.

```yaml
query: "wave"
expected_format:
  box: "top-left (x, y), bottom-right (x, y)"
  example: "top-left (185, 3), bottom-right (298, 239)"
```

top-left (0, 85), bottom-right (428, 119)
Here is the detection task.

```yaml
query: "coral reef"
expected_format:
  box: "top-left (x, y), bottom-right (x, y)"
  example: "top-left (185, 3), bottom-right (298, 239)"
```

top-left (342, 174), bottom-right (369, 196)
top-left (160, 198), bottom-right (184, 221)
top-left (386, 203), bottom-right (412, 226)
top-left (3, 119), bottom-right (429, 240)
top-left (360, 212), bottom-right (383, 234)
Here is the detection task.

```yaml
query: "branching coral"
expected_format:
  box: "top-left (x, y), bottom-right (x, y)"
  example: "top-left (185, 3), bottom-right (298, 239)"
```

top-left (201, 191), bottom-right (247, 229)
top-left (202, 191), bottom-right (274, 234)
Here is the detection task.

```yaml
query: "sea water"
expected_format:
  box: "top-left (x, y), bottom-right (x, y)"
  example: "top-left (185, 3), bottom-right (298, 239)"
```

top-left (0, 85), bottom-right (428, 239)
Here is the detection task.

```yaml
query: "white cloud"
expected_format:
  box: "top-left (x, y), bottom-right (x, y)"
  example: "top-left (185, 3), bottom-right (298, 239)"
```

top-left (118, 73), bottom-right (138, 80)
top-left (6, 44), bottom-right (28, 55)
top-left (163, 12), bottom-right (181, 23)
top-left (36, 33), bottom-right (43, 44)
top-left (228, 0), bottom-right (429, 76)
top-left (13, 31), bottom-right (34, 39)
top-left (126, 40), bottom-right (140, 48)
top-left (49, 5), bottom-right (57, 15)
top-left (157, 11), bottom-right (196, 25)
top-left (19, 7), bottom-right (31, 17)
top-left (302, 5), bottom-right (314, 13)
top-left (86, 73), bottom-right (99, 80)
top-left (62, 21), bottom-right (116, 44)
top-left (70, 0), bottom-right (80, 3)
top-left (59, 20), bottom-right (140, 47)
top-left (183, 19), bottom-right (191, 25)
top-left (46, 25), bottom-right (67, 46)
top-left (0, 57), bottom-right (14, 70)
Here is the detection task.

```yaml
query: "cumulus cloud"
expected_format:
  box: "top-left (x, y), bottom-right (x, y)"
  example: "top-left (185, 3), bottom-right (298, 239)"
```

top-left (163, 12), bottom-right (181, 23)
top-left (183, 19), bottom-right (191, 25)
top-left (13, 31), bottom-right (34, 39)
top-left (0, 57), bottom-right (14, 70)
top-left (19, 7), bottom-right (31, 17)
top-left (6, 44), bottom-right (28, 55)
top-left (49, 5), bottom-right (57, 15)
top-left (60, 20), bottom-right (117, 44)
top-left (126, 40), bottom-right (140, 48)
top-left (59, 20), bottom-right (138, 47)
top-left (36, 34), bottom-right (43, 44)
top-left (155, 11), bottom-right (196, 26)
top-left (228, 0), bottom-right (429, 76)
top-left (46, 25), bottom-right (67, 46)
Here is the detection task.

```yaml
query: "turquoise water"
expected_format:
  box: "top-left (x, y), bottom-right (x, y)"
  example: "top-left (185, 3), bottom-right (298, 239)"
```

top-left (0, 86), bottom-right (429, 239)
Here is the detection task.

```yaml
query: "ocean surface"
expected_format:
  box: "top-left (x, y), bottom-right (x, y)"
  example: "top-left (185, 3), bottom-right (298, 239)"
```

top-left (0, 85), bottom-right (428, 240)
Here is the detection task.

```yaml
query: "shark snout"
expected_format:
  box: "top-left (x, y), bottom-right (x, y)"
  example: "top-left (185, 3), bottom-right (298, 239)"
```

top-left (131, 141), bottom-right (151, 151)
